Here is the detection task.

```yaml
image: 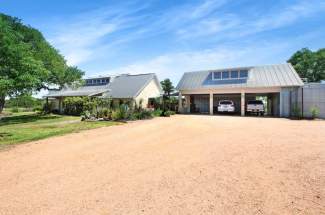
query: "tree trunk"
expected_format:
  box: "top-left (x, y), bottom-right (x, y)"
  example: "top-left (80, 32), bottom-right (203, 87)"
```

top-left (0, 95), bottom-right (5, 113)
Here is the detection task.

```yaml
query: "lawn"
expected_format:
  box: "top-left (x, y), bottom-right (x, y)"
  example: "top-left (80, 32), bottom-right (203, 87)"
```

top-left (0, 113), bottom-right (120, 146)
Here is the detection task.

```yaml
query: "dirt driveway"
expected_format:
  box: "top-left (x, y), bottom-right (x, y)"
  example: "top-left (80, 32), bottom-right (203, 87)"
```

top-left (0, 115), bottom-right (325, 214)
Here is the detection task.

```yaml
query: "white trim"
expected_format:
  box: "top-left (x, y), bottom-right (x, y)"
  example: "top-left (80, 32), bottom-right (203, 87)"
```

top-left (180, 87), bottom-right (282, 95)
top-left (211, 70), bottom-right (249, 81)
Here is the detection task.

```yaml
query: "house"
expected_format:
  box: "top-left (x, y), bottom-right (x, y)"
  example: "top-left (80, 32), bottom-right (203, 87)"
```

top-left (176, 63), bottom-right (304, 117)
top-left (46, 73), bottom-right (162, 112)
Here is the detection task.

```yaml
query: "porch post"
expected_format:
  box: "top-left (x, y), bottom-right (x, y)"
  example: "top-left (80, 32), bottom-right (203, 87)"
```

top-left (241, 91), bottom-right (245, 116)
top-left (178, 92), bottom-right (183, 113)
top-left (209, 92), bottom-right (213, 115)
top-left (59, 97), bottom-right (63, 114)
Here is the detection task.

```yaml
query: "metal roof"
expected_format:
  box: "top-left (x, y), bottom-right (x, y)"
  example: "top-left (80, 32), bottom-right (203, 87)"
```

top-left (103, 73), bottom-right (162, 98)
top-left (46, 85), bottom-right (110, 97)
top-left (46, 73), bottom-right (162, 98)
top-left (176, 63), bottom-right (304, 90)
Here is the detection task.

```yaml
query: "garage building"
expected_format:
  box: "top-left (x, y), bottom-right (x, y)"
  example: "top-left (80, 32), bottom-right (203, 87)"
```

top-left (176, 63), bottom-right (304, 117)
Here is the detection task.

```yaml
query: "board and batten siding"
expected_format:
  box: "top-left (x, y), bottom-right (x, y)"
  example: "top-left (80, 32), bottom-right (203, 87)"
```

top-left (297, 84), bottom-right (325, 118)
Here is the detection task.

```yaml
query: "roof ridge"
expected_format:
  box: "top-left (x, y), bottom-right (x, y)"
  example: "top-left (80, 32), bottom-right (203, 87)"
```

top-left (184, 63), bottom-right (291, 74)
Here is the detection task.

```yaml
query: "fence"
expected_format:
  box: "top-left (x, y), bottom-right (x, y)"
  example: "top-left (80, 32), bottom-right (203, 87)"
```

top-left (291, 83), bottom-right (325, 118)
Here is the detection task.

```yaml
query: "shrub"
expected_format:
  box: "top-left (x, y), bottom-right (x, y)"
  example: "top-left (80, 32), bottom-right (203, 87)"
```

top-left (152, 109), bottom-right (163, 117)
top-left (111, 106), bottom-right (128, 121)
top-left (136, 109), bottom-right (153, 120)
top-left (10, 107), bottom-right (19, 113)
top-left (33, 106), bottom-right (43, 112)
top-left (309, 106), bottom-right (320, 119)
top-left (291, 104), bottom-right (302, 119)
top-left (81, 110), bottom-right (91, 121)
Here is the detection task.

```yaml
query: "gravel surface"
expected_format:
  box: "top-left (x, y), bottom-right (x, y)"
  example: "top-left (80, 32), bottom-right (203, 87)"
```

top-left (0, 115), bottom-right (324, 214)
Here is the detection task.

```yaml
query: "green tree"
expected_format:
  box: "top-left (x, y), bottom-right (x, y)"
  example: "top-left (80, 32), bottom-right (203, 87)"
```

top-left (288, 48), bottom-right (325, 82)
top-left (160, 79), bottom-right (175, 112)
top-left (5, 94), bottom-right (42, 109)
top-left (0, 13), bottom-right (84, 113)
top-left (160, 78), bottom-right (174, 98)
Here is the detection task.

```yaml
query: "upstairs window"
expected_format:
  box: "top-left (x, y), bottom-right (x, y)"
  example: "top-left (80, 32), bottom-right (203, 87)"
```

top-left (239, 70), bottom-right (248, 78)
top-left (212, 69), bottom-right (249, 81)
top-left (213, 72), bottom-right (221, 80)
top-left (231, 70), bottom-right (239, 79)
top-left (222, 71), bottom-right (229, 79)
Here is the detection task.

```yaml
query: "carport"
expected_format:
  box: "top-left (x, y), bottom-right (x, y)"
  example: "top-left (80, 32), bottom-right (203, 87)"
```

top-left (213, 93), bottom-right (241, 115)
top-left (177, 64), bottom-right (304, 117)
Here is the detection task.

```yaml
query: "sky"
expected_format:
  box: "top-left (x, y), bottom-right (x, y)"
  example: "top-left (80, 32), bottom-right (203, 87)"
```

top-left (1, 0), bottom-right (325, 86)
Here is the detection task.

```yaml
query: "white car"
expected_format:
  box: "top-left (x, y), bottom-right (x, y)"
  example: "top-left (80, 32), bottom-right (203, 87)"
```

top-left (217, 100), bottom-right (235, 113)
top-left (246, 100), bottom-right (265, 115)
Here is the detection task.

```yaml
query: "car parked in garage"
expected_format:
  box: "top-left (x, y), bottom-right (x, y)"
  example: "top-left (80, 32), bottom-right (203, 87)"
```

top-left (246, 100), bottom-right (265, 115)
top-left (217, 100), bottom-right (235, 113)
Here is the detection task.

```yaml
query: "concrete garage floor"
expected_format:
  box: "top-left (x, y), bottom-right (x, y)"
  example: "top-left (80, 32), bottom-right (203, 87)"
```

top-left (0, 115), bottom-right (325, 214)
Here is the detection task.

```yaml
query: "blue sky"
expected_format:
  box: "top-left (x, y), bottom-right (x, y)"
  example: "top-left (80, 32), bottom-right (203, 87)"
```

top-left (1, 0), bottom-right (325, 85)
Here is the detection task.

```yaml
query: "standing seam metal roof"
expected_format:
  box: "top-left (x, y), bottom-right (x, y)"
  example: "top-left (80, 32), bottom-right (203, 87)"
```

top-left (176, 63), bottom-right (303, 90)
top-left (46, 73), bottom-right (162, 98)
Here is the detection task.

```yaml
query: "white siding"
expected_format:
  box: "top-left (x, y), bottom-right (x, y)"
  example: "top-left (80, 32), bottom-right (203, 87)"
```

top-left (135, 79), bottom-right (161, 108)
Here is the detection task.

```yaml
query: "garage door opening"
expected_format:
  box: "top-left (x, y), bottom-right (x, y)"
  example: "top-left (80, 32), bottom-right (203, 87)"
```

top-left (213, 94), bottom-right (241, 115)
top-left (245, 93), bottom-right (280, 116)
top-left (190, 94), bottom-right (210, 114)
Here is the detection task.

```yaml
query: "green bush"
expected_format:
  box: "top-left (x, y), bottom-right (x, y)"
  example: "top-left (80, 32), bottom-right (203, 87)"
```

top-left (32, 106), bottom-right (43, 112)
top-left (136, 109), bottom-right (153, 120)
top-left (291, 104), bottom-right (302, 119)
top-left (310, 106), bottom-right (320, 119)
top-left (111, 106), bottom-right (128, 121)
top-left (10, 107), bottom-right (19, 113)
top-left (152, 109), bottom-right (163, 117)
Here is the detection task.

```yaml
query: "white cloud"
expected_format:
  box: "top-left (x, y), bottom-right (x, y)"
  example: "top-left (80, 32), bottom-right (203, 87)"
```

top-left (97, 41), bottom-right (290, 84)
top-left (249, 0), bottom-right (325, 33)
top-left (46, 0), bottom-right (325, 71)
top-left (49, 3), bottom-right (150, 65)
top-left (176, 0), bottom-right (325, 40)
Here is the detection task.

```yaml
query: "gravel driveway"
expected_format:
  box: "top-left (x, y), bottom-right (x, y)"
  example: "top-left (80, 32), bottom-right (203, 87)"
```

top-left (0, 115), bottom-right (324, 214)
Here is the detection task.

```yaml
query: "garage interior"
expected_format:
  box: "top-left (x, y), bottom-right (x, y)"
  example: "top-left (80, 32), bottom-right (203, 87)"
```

top-left (188, 93), bottom-right (280, 116)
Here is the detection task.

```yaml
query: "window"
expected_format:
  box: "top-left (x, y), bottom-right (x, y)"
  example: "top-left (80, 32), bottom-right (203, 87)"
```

top-left (239, 70), bottom-right (248, 78)
top-left (222, 71), bottom-right (229, 79)
top-left (96, 79), bottom-right (101, 83)
top-left (213, 72), bottom-right (221, 80)
top-left (231, 70), bottom-right (238, 79)
top-left (248, 100), bottom-right (263, 105)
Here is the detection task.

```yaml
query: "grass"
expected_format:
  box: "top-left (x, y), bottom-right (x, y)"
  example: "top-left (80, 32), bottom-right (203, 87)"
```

top-left (0, 112), bottom-right (120, 147)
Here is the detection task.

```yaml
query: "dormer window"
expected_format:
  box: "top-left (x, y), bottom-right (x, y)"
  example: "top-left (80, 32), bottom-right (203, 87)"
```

top-left (231, 70), bottom-right (239, 79)
top-left (212, 69), bottom-right (249, 80)
top-left (222, 71), bottom-right (229, 79)
top-left (239, 70), bottom-right (248, 78)
top-left (212, 72), bottom-right (221, 80)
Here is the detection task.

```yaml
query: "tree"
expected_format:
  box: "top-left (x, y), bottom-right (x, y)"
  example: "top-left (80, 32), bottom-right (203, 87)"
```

top-left (0, 13), bottom-right (84, 113)
top-left (288, 48), bottom-right (325, 82)
top-left (160, 79), bottom-right (175, 112)
top-left (160, 79), bottom-right (175, 98)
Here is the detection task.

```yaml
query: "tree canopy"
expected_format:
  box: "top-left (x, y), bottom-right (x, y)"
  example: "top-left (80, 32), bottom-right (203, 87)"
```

top-left (0, 13), bottom-right (84, 112)
top-left (160, 79), bottom-right (175, 98)
top-left (288, 48), bottom-right (325, 82)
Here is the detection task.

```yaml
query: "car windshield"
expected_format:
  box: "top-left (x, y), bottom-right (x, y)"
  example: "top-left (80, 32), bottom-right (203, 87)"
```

top-left (220, 101), bottom-right (233, 105)
top-left (248, 100), bottom-right (263, 105)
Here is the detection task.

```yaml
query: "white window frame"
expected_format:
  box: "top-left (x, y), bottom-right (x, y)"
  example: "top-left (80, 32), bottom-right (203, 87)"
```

top-left (212, 72), bottom-right (222, 80)
top-left (212, 70), bottom-right (249, 81)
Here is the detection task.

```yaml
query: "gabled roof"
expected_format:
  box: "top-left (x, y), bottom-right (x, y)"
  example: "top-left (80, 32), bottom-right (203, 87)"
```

top-left (46, 73), bottom-right (162, 98)
top-left (46, 85), bottom-right (110, 97)
top-left (176, 63), bottom-right (304, 90)
top-left (104, 73), bottom-right (162, 98)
